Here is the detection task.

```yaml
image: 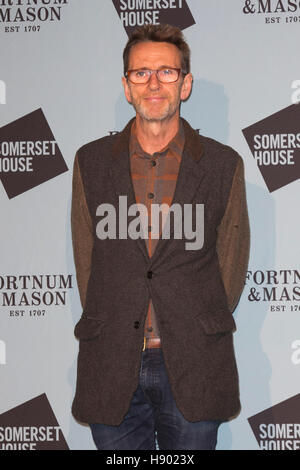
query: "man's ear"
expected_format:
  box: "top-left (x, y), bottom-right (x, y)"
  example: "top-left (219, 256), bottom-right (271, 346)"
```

top-left (122, 76), bottom-right (132, 104)
top-left (180, 73), bottom-right (193, 102)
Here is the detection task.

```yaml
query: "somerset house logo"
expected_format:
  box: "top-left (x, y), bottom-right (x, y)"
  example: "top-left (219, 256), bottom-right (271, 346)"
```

top-left (112, 0), bottom-right (195, 36)
top-left (242, 104), bottom-right (300, 192)
top-left (0, 108), bottom-right (68, 199)
top-left (0, 394), bottom-right (69, 450)
top-left (248, 393), bottom-right (300, 450)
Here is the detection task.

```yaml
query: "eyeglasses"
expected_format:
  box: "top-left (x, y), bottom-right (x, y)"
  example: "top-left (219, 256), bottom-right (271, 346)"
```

top-left (125, 68), bottom-right (186, 84)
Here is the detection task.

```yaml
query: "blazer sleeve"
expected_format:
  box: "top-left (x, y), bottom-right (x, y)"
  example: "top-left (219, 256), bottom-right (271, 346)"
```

top-left (216, 156), bottom-right (250, 313)
top-left (71, 152), bottom-right (94, 309)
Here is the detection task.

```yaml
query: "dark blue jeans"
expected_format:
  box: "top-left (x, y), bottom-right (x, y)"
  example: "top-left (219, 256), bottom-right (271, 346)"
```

top-left (90, 348), bottom-right (221, 450)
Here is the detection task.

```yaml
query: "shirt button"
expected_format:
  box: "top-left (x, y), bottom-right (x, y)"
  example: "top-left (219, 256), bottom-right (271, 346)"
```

top-left (147, 271), bottom-right (153, 279)
top-left (134, 321), bottom-right (140, 329)
top-left (147, 327), bottom-right (153, 332)
top-left (148, 225), bottom-right (152, 232)
top-left (148, 193), bottom-right (154, 199)
top-left (151, 160), bottom-right (156, 167)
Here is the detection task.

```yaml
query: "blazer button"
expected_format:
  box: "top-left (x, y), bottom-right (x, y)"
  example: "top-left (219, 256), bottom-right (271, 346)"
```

top-left (147, 271), bottom-right (153, 279)
top-left (134, 321), bottom-right (140, 329)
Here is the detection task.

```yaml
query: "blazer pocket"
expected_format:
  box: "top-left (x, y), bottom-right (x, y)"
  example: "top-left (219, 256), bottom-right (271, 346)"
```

top-left (74, 316), bottom-right (104, 340)
top-left (195, 308), bottom-right (237, 335)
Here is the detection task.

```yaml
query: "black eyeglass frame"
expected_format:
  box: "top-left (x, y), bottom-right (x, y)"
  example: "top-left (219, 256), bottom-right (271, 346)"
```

top-left (125, 67), bottom-right (187, 84)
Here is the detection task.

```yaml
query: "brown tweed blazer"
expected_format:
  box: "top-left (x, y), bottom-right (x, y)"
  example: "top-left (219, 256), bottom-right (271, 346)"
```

top-left (71, 117), bottom-right (250, 425)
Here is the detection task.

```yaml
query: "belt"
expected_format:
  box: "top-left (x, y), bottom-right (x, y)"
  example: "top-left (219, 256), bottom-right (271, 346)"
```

top-left (143, 337), bottom-right (161, 351)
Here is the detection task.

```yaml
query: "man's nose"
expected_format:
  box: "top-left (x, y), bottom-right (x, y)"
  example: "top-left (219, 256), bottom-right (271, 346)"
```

top-left (148, 71), bottom-right (160, 90)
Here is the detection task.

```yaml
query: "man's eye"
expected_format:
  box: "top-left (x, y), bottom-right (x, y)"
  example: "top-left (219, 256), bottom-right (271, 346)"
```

top-left (162, 69), bottom-right (174, 75)
top-left (136, 70), bottom-right (147, 77)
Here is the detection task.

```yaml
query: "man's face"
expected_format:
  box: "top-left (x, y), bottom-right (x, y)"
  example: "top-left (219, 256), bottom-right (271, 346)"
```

top-left (122, 41), bottom-right (193, 123)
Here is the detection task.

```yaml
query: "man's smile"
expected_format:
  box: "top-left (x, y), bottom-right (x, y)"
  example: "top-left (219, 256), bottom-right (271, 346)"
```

top-left (144, 96), bottom-right (166, 102)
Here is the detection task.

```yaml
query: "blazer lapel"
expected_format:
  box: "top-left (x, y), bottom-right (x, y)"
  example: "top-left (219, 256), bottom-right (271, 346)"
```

top-left (149, 119), bottom-right (206, 266)
top-left (109, 118), bottom-right (150, 263)
top-left (108, 117), bottom-right (206, 266)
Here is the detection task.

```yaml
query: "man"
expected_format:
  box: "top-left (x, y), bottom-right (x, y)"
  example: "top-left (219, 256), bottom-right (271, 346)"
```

top-left (71, 24), bottom-right (250, 450)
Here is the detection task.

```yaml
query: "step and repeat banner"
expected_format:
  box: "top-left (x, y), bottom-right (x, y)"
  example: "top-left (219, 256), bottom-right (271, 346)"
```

top-left (1, 0), bottom-right (300, 451)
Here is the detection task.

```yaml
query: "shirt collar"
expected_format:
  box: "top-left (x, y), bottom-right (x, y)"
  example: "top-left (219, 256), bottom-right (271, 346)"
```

top-left (129, 118), bottom-right (185, 164)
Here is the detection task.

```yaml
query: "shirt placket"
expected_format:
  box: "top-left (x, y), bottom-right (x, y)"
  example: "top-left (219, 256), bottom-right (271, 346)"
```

top-left (145, 152), bottom-right (159, 340)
